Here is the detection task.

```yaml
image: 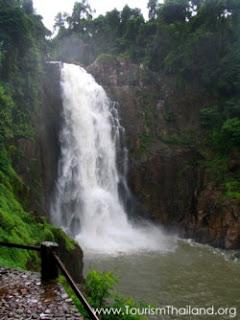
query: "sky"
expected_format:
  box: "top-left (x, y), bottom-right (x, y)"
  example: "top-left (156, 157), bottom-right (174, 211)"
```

top-left (33, 0), bottom-right (149, 31)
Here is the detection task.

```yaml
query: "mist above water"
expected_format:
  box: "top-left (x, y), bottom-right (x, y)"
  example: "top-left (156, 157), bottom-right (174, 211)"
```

top-left (52, 63), bottom-right (176, 254)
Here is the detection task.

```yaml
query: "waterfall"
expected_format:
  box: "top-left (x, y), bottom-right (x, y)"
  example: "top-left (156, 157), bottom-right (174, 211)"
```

top-left (52, 63), bottom-right (174, 254)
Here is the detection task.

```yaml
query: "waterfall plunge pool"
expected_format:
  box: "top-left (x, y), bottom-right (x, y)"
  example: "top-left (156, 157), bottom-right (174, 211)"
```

top-left (84, 240), bottom-right (240, 319)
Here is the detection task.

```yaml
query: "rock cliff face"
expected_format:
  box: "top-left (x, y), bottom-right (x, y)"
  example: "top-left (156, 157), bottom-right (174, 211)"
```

top-left (13, 62), bottom-right (84, 282)
top-left (13, 62), bottom-right (63, 217)
top-left (87, 59), bottom-right (240, 249)
top-left (31, 60), bottom-right (239, 251)
top-left (40, 62), bottom-right (63, 215)
top-left (186, 188), bottom-right (240, 249)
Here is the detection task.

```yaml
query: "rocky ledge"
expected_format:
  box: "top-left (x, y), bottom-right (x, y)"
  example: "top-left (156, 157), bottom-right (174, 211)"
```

top-left (86, 59), bottom-right (240, 250)
top-left (0, 268), bottom-right (83, 320)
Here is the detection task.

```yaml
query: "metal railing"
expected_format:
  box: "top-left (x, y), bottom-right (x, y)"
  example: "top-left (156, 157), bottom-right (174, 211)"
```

top-left (0, 241), bottom-right (99, 320)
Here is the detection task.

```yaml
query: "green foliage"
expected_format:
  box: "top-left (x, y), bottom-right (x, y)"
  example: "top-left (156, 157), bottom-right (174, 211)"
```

top-left (203, 156), bottom-right (229, 184)
top-left (21, 0), bottom-right (34, 15)
top-left (51, 0), bottom-right (240, 99)
top-left (224, 180), bottom-right (240, 199)
top-left (0, 0), bottom-right (49, 213)
top-left (0, 85), bottom-right (14, 140)
top-left (0, 0), bottom-right (82, 271)
top-left (0, 0), bottom-right (239, 276)
top-left (0, 146), bottom-right (37, 268)
top-left (105, 295), bottom-right (147, 320)
top-left (147, 0), bottom-right (159, 20)
top-left (221, 118), bottom-right (240, 147)
top-left (0, 183), bottom-right (40, 269)
top-left (0, 144), bottom-right (76, 269)
top-left (161, 130), bottom-right (198, 148)
top-left (52, 2), bottom-right (145, 64)
top-left (68, 0), bottom-right (93, 30)
top-left (85, 270), bottom-right (147, 319)
top-left (0, 175), bottom-right (77, 270)
top-left (200, 106), bottom-right (222, 129)
top-left (85, 270), bottom-right (118, 308)
top-left (50, 226), bottom-right (76, 251)
top-left (199, 102), bottom-right (240, 194)
top-left (163, 109), bottom-right (176, 122)
top-left (96, 53), bottom-right (117, 65)
top-left (54, 12), bottom-right (69, 31)
top-left (138, 133), bottom-right (155, 154)
top-left (0, 0), bottom-right (48, 142)
top-left (61, 270), bottom-right (147, 320)
top-left (161, 0), bottom-right (190, 23)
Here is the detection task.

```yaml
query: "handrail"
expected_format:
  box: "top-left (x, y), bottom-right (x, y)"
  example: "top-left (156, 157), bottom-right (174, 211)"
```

top-left (0, 241), bottom-right (100, 320)
top-left (53, 252), bottom-right (99, 320)
top-left (0, 241), bottom-right (40, 251)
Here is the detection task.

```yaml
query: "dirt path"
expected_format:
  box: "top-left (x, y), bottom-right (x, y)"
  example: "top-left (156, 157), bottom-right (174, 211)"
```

top-left (0, 268), bottom-right (83, 320)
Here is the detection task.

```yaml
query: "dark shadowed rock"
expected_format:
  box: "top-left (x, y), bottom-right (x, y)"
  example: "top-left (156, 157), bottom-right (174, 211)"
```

top-left (39, 62), bottom-right (63, 215)
top-left (51, 228), bottom-right (84, 283)
top-left (87, 58), bottom-right (240, 250)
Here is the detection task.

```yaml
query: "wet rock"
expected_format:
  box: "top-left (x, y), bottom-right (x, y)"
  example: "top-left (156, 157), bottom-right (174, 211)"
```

top-left (0, 268), bottom-right (83, 319)
top-left (87, 59), bottom-right (240, 250)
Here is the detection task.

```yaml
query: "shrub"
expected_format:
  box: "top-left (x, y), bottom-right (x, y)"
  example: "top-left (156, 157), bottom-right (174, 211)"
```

top-left (85, 270), bottom-right (118, 308)
top-left (224, 180), bottom-right (240, 199)
top-left (61, 270), bottom-right (147, 320)
top-left (221, 118), bottom-right (240, 147)
top-left (200, 106), bottom-right (221, 129)
top-left (96, 53), bottom-right (117, 64)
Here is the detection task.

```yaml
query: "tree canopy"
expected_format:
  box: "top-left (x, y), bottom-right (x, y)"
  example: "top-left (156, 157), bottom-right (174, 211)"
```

top-left (52, 0), bottom-right (240, 197)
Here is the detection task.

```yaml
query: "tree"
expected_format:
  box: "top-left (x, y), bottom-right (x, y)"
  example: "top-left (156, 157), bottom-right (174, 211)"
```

top-left (120, 5), bottom-right (144, 36)
top-left (68, 0), bottom-right (93, 30)
top-left (160, 0), bottom-right (190, 23)
top-left (147, 0), bottom-right (159, 20)
top-left (54, 12), bottom-right (69, 31)
top-left (222, 118), bottom-right (240, 147)
top-left (22, 0), bottom-right (33, 14)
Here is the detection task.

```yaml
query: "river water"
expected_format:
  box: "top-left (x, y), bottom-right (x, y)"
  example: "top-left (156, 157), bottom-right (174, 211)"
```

top-left (84, 240), bottom-right (240, 319)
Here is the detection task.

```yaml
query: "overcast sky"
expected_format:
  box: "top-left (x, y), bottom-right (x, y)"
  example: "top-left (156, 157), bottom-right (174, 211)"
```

top-left (33, 0), bottom-right (149, 31)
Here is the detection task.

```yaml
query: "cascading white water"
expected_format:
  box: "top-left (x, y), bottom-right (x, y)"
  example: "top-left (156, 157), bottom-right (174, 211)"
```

top-left (52, 63), bottom-right (175, 254)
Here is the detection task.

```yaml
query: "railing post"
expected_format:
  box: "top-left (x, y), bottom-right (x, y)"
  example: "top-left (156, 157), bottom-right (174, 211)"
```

top-left (41, 241), bottom-right (59, 283)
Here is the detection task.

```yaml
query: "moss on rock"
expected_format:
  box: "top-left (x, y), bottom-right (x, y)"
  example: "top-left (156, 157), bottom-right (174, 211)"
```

top-left (0, 149), bottom-right (83, 281)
